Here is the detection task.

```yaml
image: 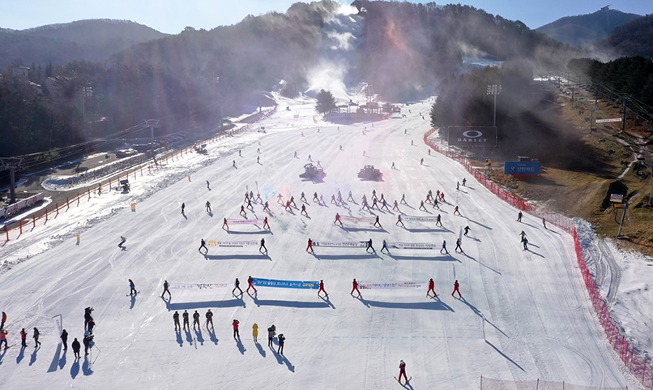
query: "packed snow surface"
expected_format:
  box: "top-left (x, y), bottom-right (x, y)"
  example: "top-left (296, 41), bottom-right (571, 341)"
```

top-left (0, 95), bottom-right (639, 388)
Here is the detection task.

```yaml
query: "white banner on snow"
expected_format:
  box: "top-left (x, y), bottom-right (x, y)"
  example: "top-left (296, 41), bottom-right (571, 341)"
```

top-left (206, 240), bottom-right (258, 247)
top-left (402, 216), bottom-right (438, 222)
top-left (359, 281), bottom-right (427, 290)
top-left (312, 241), bottom-right (368, 248)
top-left (340, 216), bottom-right (375, 223)
top-left (390, 242), bottom-right (437, 250)
top-left (227, 219), bottom-right (263, 225)
top-left (170, 283), bottom-right (230, 290)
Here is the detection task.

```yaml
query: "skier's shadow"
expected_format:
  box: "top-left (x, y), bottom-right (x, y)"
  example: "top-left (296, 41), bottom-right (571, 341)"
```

top-left (175, 330), bottom-right (183, 347)
top-left (354, 295), bottom-right (370, 307)
top-left (194, 329), bottom-right (204, 346)
top-left (58, 349), bottom-right (67, 369)
top-left (130, 294), bottom-right (136, 309)
top-left (320, 295), bottom-right (335, 309)
top-left (82, 356), bottom-right (93, 376)
top-left (274, 351), bottom-right (295, 372)
top-left (184, 328), bottom-right (193, 344)
top-left (29, 346), bottom-right (39, 366)
top-left (207, 327), bottom-right (218, 345)
top-left (235, 337), bottom-right (246, 354)
top-left (70, 359), bottom-right (80, 379)
top-left (16, 346), bottom-right (25, 364)
top-left (255, 341), bottom-right (266, 357)
top-left (0, 347), bottom-right (6, 364)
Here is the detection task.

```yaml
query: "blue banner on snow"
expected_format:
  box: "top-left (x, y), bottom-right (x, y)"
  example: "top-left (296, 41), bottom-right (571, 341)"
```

top-left (252, 278), bottom-right (319, 289)
top-left (504, 161), bottom-right (540, 175)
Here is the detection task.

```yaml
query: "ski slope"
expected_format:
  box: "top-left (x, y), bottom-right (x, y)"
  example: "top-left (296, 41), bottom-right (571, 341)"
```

top-left (0, 96), bottom-right (637, 389)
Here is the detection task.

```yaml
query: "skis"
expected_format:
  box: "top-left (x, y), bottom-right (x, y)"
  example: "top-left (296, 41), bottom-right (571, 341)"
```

top-left (127, 291), bottom-right (140, 296)
top-left (394, 376), bottom-right (412, 385)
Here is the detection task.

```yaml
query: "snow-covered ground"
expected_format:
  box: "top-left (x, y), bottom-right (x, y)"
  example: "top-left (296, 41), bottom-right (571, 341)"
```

top-left (0, 94), bottom-right (645, 389)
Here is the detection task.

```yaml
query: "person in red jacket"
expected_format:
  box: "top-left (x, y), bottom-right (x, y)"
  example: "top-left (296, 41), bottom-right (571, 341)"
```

top-left (20, 328), bottom-right (27, 348)
top-left (398, 360), bottom-right (408, 384)
top-left (334, 213), bottom-right (343, 227)
top-left (318, 280), bottom-right (328, 297)
top-left (306, 238), bottom-right (314, 253)
top-left (452, 279), bottom-right (462, 298)
top-left (247, 276), bottom-right (257, 294)
top-left (427, 278), bottom-right (437, 298)
top-left (0, 329), bottom-right (7, 350)
top-left (263, 217), bottom-right (270, 230)
top-left (222, 218), bottom-right (229, 230)
top-left (351, 278), bottom-right (361, 297)
top-left (232, 319), bottom-right (240, 339)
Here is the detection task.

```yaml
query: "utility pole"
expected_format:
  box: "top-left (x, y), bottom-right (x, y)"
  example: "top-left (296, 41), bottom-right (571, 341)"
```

top-left (145, 119), bottom-right (160, 165)
top-left (0, 158), bottom-right (23, 204)
top-left (621, 99), bottom-right (627, 132)
top-left (616, 200), bottom-right (628, 238)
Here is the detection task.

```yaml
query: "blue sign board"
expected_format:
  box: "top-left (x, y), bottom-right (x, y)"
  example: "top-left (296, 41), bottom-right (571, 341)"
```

top-left (504, 161), bottom-right (541, 175)
top-left (252, 278), bottom-right (319, 289)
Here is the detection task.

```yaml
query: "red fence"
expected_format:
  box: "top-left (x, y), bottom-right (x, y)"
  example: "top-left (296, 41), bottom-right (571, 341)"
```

top-left (424, 128), bottom-right (652, 389)
top-left (3, 106), bottom-right (278, 243)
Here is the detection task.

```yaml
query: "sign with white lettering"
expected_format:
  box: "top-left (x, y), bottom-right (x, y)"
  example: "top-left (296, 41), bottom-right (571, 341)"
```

top-left (448, 126), bottom-right (497, 146)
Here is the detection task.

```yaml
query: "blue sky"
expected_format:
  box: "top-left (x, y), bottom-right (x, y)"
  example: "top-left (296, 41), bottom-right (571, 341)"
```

top-left (1, 0), bottom-right (652, 34)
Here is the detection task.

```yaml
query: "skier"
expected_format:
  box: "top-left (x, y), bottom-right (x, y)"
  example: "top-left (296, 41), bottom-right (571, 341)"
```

top-left (72, 338), bottom-right (81, 360)
top-left (263, 217), bottom-right (270, 230)
top-left (300, 192), bottom-right (307, 203)
top-left (267, 325), bottom-right (276, 348)
top-left (334, 213), bottom-right (343, 227)
top-left (347, 191), bottom-right (354, 202)
top-left (252, 323), bottom-right (259, 342)
top-left (380, 239), bottom-right (390, 254)
top-left (398, 360), bottom-right (409, 384)
top-left (83, 332), bottom-right (91, 355)
top-left (61, 329), bottom-right (68, 350)
top-left (520, 230), bottom-right (527, 240)
top-left (247, 276), bottom-right (257, 294)
top-left (259, 238), bottom-right (268, 254)
top-left (205, 200), bottom-right (212, 213)
top-left (306, 238), bottom-right (314, 254)
top-left (181, 203), bottom-right (185, 214)
top-left (173, 311), bottom-right (181, 331)
top-left (257, 156), bottom-right (260, 164)
top-left (452, 279), bottom-right (462, 298)
top-left (238, 150), bottom-right (242, 157)
top-left (20, 328), bottom-right (27, 348)
top-left (542, 218), bottom-right (547, 229)
top-left (129, 279), bottom-right (137, 295)
top-left (454, 206), bottom-right (461, 216)
top-left (318, 280), bottom-right (328, 298)
top-left (456, 181), bottom-right (460, 191)
top-left (455, 238), bottom-right (463, 253)
top-left (0, 329), bottom-right (7, 350)
top-left (392, 215), bottom-right (404, 229)
top-left (301, 204), bottom-right (308, 217)
top-left (522, 237), bottom-right (529, 250)
top-left (294, 151), bottom-right (298, 158)
top-left (290, 196), bottom-right (297, 208)
top-left (351, 278), bottom-right (361, 297)
top-left (440, 240), bottom-right (448, 255)
top-left (436, 214), bottom-right (442, 227)
top-left (427, 278), bottom-right (437, 298)
top-left (206, 180), bottom-right (211, 190)
top-left (118, 236), bottom-right (127, 248)
top-left (232, 160), bottom-right (237, 168)
top-left (419, 200), bottom-right (426, 211)
top-left (199, 238), bottom-right (208, 253)
top-left (366, 238), bottom-right (376, 254)
top-left (182, 310), bottom-right (190, 330)
top-left (246, 198), bottom-right (254, 211)
top-left (161, 280), bottom-right (171, 299)
top-left (331, 194), bottom-right (337, 204)
top-left (373, 215), bottom-right (382, 228)
top-left (263, 201), bottom-right (271, 213)
top-left (393, 200), bottom-right (400, 212)
top-left (432, 197), bottom-right (439, 209)
top-left (391, 162), bottom-right (396, 169)
top-left (462, 178), bottom-right (467, 186)
top-left (232, 278), bottom-right (243, 296)
top-left (84, 307), bottom-right (93, 330)
top-left (204, 309), bottom-right (213, 329)
top-left (33, 327), bottom-right (41, 347)
top-left (463, 226), bottom-right (470, 236)
top-left (420, 157), bottom-right (424, 165)
top-left (192, 310), bottom-right (200, 330)
top-left (400, 194), bottom-right (407, 204)
top-left (517, 211), bottom-right (523, 222)
top-left (232, 319), bottom-right (240, 339)
top-left (277, 333), bottom-right (285, 355)
top-left (240, 205), bottom-right (247, 217)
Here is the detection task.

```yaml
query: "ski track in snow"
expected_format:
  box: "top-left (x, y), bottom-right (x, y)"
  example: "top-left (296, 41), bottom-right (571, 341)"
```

top-left (0, 93), bottom-right (643, 389)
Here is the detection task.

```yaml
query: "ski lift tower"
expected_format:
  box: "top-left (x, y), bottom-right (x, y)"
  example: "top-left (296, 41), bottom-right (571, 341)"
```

top-left (0, 157), bottom-right (24, 204)
top-left (145, 119), bottom-right (160, 165)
